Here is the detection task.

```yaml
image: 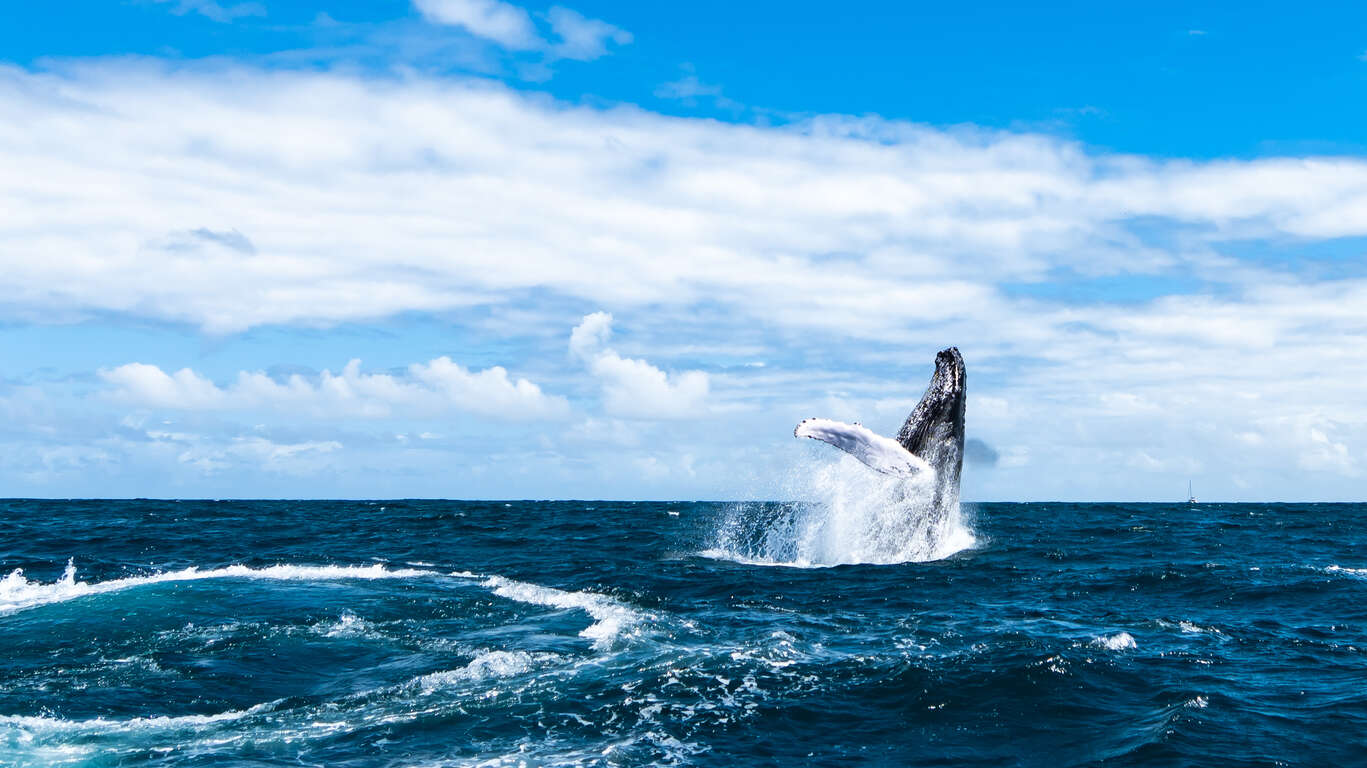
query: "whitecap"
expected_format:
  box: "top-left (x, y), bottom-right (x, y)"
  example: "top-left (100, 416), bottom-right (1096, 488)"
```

top-left (1091, 632), bottom-right (1137, 651)
top-left (1177, 621), bottom-right (1226, 637)
top-left (410, 650), bottom-right (560, 693)
top-left (0, 700), bottom-right (277, 735)
top-left (0, 561), bottom-right (435, 615)
top-left (478, 575), bottom-right (647, 650)
top-left (317, 610), bottom-right (376, 638)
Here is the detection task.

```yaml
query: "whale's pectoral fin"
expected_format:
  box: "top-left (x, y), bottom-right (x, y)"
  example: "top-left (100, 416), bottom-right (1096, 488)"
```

top-left (794, 418), bottom-right (934, 478)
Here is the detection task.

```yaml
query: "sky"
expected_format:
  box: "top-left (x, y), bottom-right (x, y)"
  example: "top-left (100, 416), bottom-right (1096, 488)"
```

top-left (2, 1), bottom-right (1367, 501)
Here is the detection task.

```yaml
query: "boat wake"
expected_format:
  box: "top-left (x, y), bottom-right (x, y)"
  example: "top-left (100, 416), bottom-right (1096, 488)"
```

top-left (704, 453), bottom-right (976, 567)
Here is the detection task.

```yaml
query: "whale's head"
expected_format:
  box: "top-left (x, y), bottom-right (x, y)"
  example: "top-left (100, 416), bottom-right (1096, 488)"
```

top-left (932, 347), bottom-right (965, 396)
top-left (895, 347), bottom-right (966, 487)
top-left (926, 347), bottom-right (965, 434)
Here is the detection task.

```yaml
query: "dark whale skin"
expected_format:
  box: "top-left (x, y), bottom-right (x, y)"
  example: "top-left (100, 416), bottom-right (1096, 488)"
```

top-left (895, 347), bottom-right (966, 515)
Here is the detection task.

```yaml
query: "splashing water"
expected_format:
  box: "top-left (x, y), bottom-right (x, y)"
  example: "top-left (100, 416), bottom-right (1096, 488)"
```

top-left (705, 453), bottom-right (976, 567)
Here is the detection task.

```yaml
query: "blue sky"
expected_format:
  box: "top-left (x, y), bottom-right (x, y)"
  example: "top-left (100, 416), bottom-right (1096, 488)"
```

top-left (2, 0), bottom-right (1366, 500)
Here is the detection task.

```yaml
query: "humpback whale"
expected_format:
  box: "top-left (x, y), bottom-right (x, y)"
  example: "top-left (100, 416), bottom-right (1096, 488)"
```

top-left (795, 347), bottom-right (966, 517)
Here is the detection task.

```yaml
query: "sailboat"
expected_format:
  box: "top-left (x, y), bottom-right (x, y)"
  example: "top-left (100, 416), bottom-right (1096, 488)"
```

top-left (1187, 480), bottom-right (1198, 504)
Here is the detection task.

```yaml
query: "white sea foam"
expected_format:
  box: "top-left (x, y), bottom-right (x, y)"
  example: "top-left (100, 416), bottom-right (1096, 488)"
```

top-left (1092, 632), bottom-right (1137, 651)
top-left (707, 453), bottom-right (976, 567)
top-left (1177, 620), bottom-right (1227, 637)
top-left (0, 700), bottom-right (277, 735)
top-left (410, 650), bottom-right (560, 693)
top-left (479, 575), bottom-right (647, 650)
top-left (0, 561), bottom-right (433, 615)
top-left (317, 610), bottom-right (376, 638)
top-left (0, 561), bottom-right (645, 652)
top-left (0, 564), bottom-right (678, 766)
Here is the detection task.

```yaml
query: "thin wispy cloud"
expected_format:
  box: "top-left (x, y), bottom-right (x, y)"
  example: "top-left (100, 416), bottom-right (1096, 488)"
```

top-left (413, 0), bottom-right (630, 60)
top-left (654, 71), bottom-right (740, 109)
top-left (545, 7), bottom-right (632, 61)
top-left (412, 0), bottom-right (539, 49)
top-left (152, 0), bottom-right (266, 23)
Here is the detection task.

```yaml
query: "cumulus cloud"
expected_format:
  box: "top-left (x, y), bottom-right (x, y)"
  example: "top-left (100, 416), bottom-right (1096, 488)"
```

top-left (5, 62), bottom-right (1367, 498)
top-left (413, 0), bottom-right (629, 60)
top-left (570, 312), bottom-right (709, 419)
top-left (100, 357), bottom-right (569, 421)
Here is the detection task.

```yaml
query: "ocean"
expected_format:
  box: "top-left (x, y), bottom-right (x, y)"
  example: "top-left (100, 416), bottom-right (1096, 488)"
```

top-left (2, 492), bottom-right (1365, 766)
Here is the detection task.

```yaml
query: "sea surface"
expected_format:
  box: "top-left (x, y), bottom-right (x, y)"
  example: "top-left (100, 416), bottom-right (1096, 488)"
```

top-left (2, 491), bottom-right (1366, 766)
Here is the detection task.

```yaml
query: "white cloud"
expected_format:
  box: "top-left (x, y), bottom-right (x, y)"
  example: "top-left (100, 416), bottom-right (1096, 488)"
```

top-left (5, 62), bottom-right (1367, 498)
top-left (655, 74), bottom-right (722, 102)
top-left (1276, 415), bottom-right (1359, 476)
top-left (570, 312), bottom-right (709, 419)
top-left (971, 396), bottom-right (1009, 420)
top-left (546, 7), bottom-right (632, 61)
top-left (1301, 427), bottom-right (1354, 475)
top-left (101, 363), bottom-right (228, 410)
top-left (568, 311), bottom-right (614, 361)
top-left (413, 0), bottom-right (538, 49)
top-left (5, 63), bottom-right (1367, 338)
top-left (413, 0), bottom-right (629, 60)
top-left (654, 71), bottom-right (739, 109)
top-left (153, 0), bottom-right (265, 23)
top-left (565, 418), bottom-right (640, 446)
top-left (100, 357), bottom-right (569, 421)
top-left (177, 436), bottom-right (342, 475)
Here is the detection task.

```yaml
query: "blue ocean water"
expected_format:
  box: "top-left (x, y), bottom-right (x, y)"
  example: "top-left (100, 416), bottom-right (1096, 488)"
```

top-left (2, 495), bottom-right (1366, 766)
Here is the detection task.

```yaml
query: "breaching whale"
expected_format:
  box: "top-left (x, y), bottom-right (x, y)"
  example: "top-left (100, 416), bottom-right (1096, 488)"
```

top-left (795, 347), bottom-right (966, 516)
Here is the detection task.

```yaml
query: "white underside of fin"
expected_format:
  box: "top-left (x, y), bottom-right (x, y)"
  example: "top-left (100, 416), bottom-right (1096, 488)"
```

top-left (794, 418), bottom-right (934, 478)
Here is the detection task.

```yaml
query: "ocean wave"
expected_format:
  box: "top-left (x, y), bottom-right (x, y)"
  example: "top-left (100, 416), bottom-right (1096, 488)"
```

top-left (0, 700), bottom-right (278, 735)
top-left (1091, 632), bottom-right (1137, 651)
top-left (0, 561), bottom-right (652, 654)
top-left (478, 575), bottom-right (649, 650)
top-left (1154, 618), bottom-right (1229, 638)
top-left (409, 650), bottom-right (562, 694)
top-left (0, 561), bottom-right (436, 615)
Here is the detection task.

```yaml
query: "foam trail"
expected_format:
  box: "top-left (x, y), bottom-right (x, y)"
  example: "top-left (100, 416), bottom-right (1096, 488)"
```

top-left (479, 575), bottom-right (647, 650)
top-left (707, 453), bottom-right (976, 567)
top-left (0, 561), bottom-right (434, 615)
top-left (0, 701), bottom-right (278, 735)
